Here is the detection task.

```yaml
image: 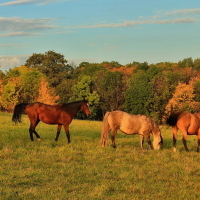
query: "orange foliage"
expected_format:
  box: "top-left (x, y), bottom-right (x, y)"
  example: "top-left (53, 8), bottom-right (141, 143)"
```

top-left (165, 77), bottom-right (200, 114)
top-left (110, 66), bottom-right (134, 76)
top-left (36, 78), bottom-right (59, 104)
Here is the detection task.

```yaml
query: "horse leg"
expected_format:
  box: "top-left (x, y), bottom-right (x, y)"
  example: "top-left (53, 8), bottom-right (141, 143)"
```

top-left (146, 136), bottom-right (153, 150)
top-left (172, 126), bottom-right (178, 152)
top-left (196, 135), bottom-right (200, 152)
top-left (29, 119), bottom-right (41, 141)
top-left (29, 125), bottom-right (34, 141)
top-left (64, 125), bottom-right (70, 143)
top-left (182, 133), bottom-right (189, 152)
top-left (111, 129), bottom-right (117, 148)
top-left (33, 119), bottom-right (41, 141)
top-left (55, 124), bottom-right (62, 141)
top-left (140, 135), bottom-right (144, 150)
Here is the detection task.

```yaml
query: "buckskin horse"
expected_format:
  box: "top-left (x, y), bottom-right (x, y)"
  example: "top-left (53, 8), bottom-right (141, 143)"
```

top-left (101, 111), bottom-right (163, 150)
top-left (167, 111), bottom-right (200, 152)
top-left (12, 100), bottom-right (90, 142)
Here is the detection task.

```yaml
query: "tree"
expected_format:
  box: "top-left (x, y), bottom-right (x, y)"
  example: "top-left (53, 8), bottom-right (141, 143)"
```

top-left (178, 57), bottom-right (194, 68)
top-left (36, 78), bottom-right (59, 104)
top-left (25, 50), bottom-right (73, 87)
top-left (56, 79), bottom-right (77, 103)
top-left (193, 58), bottom-right (200, 70)
top-left (165, 78), bottom-right (200, 114)
top-left (20, 70), bottom-right (44, 102)
top-left (94, 71), bottom-right (125, 112)
top-left (69, 76), bottom-right (100, 119)
top-left (124, 70), bottom-right (154, 116)
top-left (1, 81), bottom-right (20, 111)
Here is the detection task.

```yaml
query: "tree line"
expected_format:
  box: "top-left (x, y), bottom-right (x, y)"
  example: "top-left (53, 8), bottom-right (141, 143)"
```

top-left (1, 51), bottom-right (200, 123)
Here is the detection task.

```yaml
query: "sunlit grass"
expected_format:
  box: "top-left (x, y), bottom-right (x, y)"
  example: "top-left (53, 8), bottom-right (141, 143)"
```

top-left (1, 112), bottom-right (200, 199)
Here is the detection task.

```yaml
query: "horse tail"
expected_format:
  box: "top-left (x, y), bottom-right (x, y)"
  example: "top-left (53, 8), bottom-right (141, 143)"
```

top-left (12, 103), bottom-right (29, 123)
top-left (166, 111), bottom-right (184, 127)
top-left (101, 112), bottom-right (111, 146)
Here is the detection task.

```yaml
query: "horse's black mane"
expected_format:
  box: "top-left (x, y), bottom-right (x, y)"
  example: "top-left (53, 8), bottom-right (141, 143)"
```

top-left (60, 100), bottom-right (88, 106)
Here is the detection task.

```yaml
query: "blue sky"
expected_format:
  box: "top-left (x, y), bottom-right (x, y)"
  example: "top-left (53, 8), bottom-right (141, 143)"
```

top-left (1, 0), bottom-right (200, 71)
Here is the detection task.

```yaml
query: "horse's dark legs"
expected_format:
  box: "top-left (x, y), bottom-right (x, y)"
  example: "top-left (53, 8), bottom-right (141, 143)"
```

top-left (64, 125), bottom-right (70, 143)
top-left (197, 134), bottom-right (200, 152)
top-left (172, 126), bottom-right (178, 152)
top-left (55, 124), bottom-right (62, 141)
top-left (29, 119), bottom-right (40, 141)
top-left (111, 129), bottom-right (117, 148)
top-left (182, 133), bottom-right (189, 152)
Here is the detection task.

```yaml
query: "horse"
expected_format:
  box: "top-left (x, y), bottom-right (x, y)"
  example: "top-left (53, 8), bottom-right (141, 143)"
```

top-left (12, 100), bottom-right (90, 143)
top-left (101, 111), bottom-right (163, 150)
top-left (166, 111), bottom-right (200, 152)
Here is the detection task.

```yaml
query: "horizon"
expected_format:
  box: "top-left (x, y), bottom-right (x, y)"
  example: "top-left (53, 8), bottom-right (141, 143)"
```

top-left (1, 0), bottom-right (200, 71)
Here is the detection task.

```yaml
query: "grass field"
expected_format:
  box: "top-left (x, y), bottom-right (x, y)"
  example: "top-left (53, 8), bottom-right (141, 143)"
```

top-left (1, 112), bottom-right (200, 200)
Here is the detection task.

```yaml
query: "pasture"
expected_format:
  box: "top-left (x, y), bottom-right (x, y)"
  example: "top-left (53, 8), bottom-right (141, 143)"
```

top-left (1, 112), bottom-right (200, 200)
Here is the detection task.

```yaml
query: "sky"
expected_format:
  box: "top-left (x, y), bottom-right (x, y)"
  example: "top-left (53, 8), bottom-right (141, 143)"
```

top-left (1, 0), bottom-right (200, 71)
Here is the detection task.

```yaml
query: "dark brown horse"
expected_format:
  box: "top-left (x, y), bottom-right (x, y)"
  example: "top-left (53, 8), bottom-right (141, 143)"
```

top-left (166, 111), bottom-right (200, 152)
top-left (12, 100), bottom-right (90, 142)
top-left (101, 111), bottom-right (163, 150)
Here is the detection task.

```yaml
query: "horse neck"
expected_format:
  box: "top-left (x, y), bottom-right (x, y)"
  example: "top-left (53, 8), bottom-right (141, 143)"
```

top-left (65, 102), bottom-right (82, 117)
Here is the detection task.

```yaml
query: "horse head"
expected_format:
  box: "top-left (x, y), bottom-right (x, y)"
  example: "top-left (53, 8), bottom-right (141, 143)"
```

top-left (152, 133), bottom-right (163, 150)
top-left (81, 100), bottom-right (91, 116)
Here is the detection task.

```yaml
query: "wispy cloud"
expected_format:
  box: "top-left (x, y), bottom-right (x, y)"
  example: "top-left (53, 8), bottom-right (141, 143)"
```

top-left (0, 17), bottom-right (57, 32)
top-left (74, 17), bottom-right (197, 29)
top-left (160, 8), bottom-right (200, 16)
top-left (0, 0), bottom-right (72, 6)
top-left (0, 32), bottom-right (40, 37)
top-left (73, 8), bottom-right (200, 29)
top-left (0, 43), bottom-right (26, 46)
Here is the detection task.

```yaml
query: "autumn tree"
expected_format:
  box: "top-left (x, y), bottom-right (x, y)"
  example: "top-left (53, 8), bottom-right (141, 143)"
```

top-left (36, 78), bottom-right (59, 104)
top-left (25, 50), bottom-right (73, 87)
top-left (165, 77), bottom-right (200, 115)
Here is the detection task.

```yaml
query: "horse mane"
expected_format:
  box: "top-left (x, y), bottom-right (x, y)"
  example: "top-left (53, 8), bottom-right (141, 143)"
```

top-left (166, 111), bottom-right (187, 126)
top-left (61, 100), bottom-right (88, 106)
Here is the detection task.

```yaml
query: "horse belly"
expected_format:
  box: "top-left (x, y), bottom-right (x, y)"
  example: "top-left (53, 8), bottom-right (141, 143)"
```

top-left (39, 111), bottom-right (62, 124)
top-left (119, 123), bottom-right (139, 135)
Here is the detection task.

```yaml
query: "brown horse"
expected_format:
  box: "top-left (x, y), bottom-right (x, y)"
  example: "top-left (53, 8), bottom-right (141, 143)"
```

top-left (167, 111), bottom-right (200, 152)
top-left (12, 100), bottom-right (90, 142)
top-left (101, 111), bottom-right (163, 150)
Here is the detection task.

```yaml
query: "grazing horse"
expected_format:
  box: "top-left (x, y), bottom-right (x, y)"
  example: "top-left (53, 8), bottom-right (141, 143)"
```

top-left (166, 111), bottom-right (200, 152)
top-left (12, 100), bottom-right (90, 142)
top-left (101, 111), bottom-right (163, 150)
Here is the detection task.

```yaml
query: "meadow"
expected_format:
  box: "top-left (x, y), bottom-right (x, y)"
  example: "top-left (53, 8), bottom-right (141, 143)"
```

top-left (1, 112), bottom-right (200, 200)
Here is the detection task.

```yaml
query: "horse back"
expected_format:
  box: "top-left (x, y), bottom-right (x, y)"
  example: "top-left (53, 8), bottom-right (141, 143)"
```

top-left (108, 111), bottom-right (153, 135)
top-left (25, 102), bottom-right (71, 125)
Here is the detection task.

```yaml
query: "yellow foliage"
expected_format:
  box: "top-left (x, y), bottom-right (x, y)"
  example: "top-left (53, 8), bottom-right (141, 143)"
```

top-left (36, 78), bottom-right (59, 105)
top-left (165, 77), bottom-right (200, 114)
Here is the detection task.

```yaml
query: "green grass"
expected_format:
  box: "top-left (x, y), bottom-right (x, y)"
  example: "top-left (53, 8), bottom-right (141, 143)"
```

top-left (1, 112), bottom-right (200, 200)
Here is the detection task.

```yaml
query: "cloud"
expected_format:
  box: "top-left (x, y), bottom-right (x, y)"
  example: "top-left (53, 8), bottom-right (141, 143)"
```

top-left (72, 8), bottom-right (200, 29)
top-left (161, 8), bottom-right (200, 16)
top-left (0, 17), bottom-right (57, 32)
top-left (74, 17), bottom-right (197, 29)
top-left (0, 0), bottom-right (71, 6)
top-left (0, 55), bottom-right (29, 71)
top-left (0, 32), bottom-right (40, 37)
